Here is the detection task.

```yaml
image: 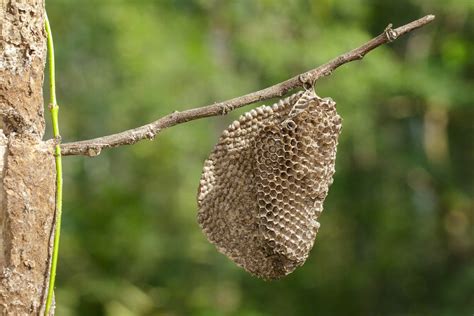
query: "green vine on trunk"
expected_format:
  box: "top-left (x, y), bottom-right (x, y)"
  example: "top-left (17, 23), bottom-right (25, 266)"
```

top-left (44, 13), bottom-right (63, 316)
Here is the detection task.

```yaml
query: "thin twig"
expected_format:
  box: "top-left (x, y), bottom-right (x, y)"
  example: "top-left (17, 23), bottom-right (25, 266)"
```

top-left (44, 13), bottom-right (63, 316)
top-left (61, 15), bottom-right (435, 157)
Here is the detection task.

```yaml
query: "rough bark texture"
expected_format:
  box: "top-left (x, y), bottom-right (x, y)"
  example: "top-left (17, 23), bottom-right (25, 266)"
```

top-left (1, 0), bottom-right (55, 315)
top-left (1, 0), bottom-right (46, 136)
top-left (1, 136), bottom-right (55, 315)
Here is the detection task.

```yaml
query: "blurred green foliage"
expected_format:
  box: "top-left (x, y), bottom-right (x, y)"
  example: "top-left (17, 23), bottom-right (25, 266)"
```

top-left (44, 0), bottom-right (473, 315)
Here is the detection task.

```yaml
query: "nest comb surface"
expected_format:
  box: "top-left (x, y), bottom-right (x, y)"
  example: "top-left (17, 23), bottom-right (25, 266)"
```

top-left (197, 89), bottom-right (342, 279)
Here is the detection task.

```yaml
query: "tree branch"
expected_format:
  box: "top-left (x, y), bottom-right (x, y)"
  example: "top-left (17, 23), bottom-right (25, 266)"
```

top-left (61, 15), bottom-right (435, 157)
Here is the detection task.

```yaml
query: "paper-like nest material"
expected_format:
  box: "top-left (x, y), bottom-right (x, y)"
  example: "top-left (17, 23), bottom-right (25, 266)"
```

top-left (197, 89), bottom-right (342, 279)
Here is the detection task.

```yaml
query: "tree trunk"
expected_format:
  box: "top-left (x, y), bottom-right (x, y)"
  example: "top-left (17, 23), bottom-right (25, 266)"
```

top-left (1, 0), bottom-right (56, 315)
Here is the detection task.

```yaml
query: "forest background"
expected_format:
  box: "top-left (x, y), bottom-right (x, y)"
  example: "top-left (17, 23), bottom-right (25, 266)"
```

top-left (44, 0), bottom-right (473, 315)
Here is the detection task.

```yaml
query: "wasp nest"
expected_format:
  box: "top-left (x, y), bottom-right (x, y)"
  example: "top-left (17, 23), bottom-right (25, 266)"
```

top-left (197, 89), bottom-right (342, 279)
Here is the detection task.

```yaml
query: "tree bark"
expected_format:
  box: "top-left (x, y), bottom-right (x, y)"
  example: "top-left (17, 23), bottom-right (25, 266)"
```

top-left (0, 0), bottom-right (55, 315)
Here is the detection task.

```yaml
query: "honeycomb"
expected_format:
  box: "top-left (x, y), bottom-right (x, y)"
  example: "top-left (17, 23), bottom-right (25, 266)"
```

top-left (197, 89), bottom-right (342, 279)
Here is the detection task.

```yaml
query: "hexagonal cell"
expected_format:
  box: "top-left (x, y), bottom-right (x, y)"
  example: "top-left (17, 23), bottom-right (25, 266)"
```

top-left (264, 202), bottom-right (274, 211)
top-left (267, 145), bottom-right (277, 153)
top-left (257, 199), bottom-right (267, 208)
top-left (278, 169), bottom-right (288, 179)
top-left (269, 153), bottom-right (278, 162)
top-left (284, 160), bottom-right (293, 169)
top-left (276, 200), bottom-right (285, 209)
top-left (263, 157), bottom-right (273, 166)
top-left (258, 171), bottom-right (269, 179)
top-left (287, 175), bottom-right (296, 183)
top-left (286, 120), bottom-right (297, 130)
top-left (262, 192), bottom-right (272, 202)
top-left (276, 148), bottom-right (285, 156)
top-left (290, 146), bottom-right (299, 155)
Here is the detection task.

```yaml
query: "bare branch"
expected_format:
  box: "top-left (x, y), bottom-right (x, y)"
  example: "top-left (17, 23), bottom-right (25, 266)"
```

top-left (61, 15), bottom-right (435, 157)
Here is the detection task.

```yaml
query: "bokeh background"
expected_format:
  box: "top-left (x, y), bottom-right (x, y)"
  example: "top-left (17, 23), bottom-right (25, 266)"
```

top-left (44, 0), bottom-right (473, 315)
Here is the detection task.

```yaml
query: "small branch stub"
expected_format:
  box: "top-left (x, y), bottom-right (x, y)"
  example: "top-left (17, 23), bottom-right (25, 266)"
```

top-left (60, 15), bottom-right (435, 157)
top-left (384, 24), bottom-right (398, 42)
